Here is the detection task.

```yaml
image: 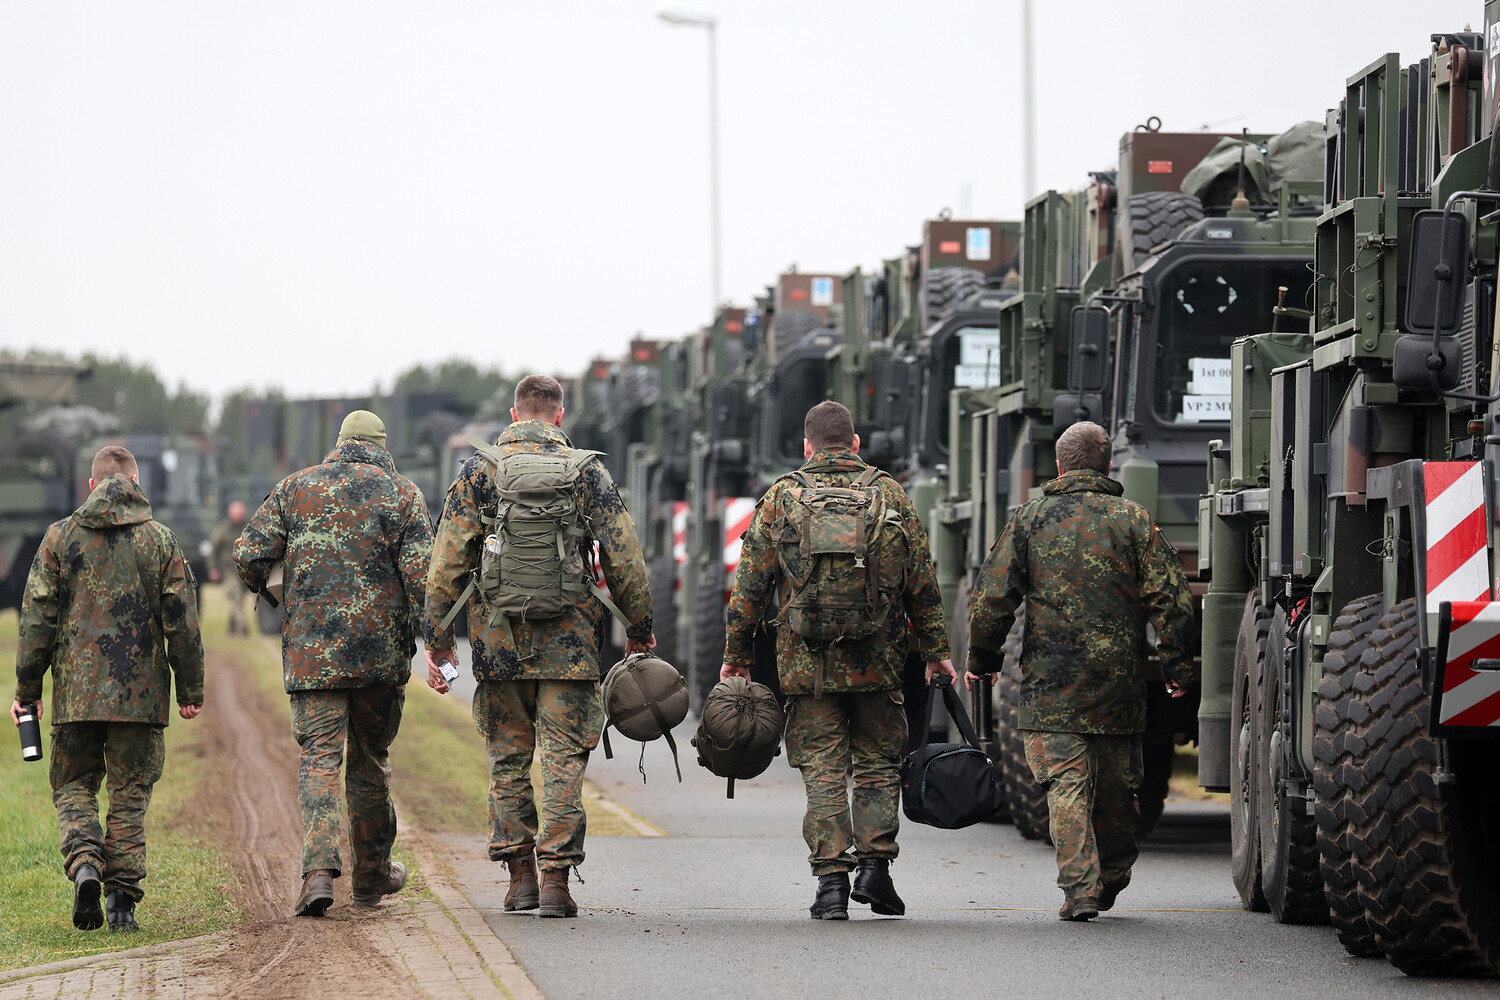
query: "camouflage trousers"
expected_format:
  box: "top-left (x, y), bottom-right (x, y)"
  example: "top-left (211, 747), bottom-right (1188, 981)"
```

top-left (1023, 730), bottom-right (1143, 900)
top-left (472, 679), bottom-right (602, 870)
top-left (288, 685), bottom-right (405, 888)
top-left (784, 690), bottom-right (907, 876)
top-left (222, 582), bottom-right (250, 635)
top-left (50, 722), bottom-right (166, 903)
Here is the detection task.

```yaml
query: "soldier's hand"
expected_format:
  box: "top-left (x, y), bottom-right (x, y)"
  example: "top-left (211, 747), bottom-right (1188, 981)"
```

top-left (720, 662), bottom-right (750, 681)
top-left (1165, 678), bottom-right (1188, 699)
top-left (626, 634), bottom-right (657, 655)
top-left (962, 669), bottom-right (994, 691)
top-left (425, 648), bottom-right (456, 694)
top-left (926, 659), bottom-right (957, 685)
top-left (179, 704), bottom-right (202, 720)
top-left (11, 700), bottom-right (39, 725)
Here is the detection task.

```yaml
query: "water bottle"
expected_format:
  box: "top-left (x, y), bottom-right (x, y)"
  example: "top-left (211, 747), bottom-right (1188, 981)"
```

top-left (16, 703), bottom-right (42, 762)
top-left (484, 533), bottom-right (502, 557)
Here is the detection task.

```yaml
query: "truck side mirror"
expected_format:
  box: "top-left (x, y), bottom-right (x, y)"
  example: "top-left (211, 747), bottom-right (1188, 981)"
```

top-left (1067, 306), bottom-right (1110, 393)
top-left (1392, 334), bottom-right (1464, 390)
top-left (1404, 209), bottom-right (1469, 335)
top-left (873, 356), bottom-right (915, 429)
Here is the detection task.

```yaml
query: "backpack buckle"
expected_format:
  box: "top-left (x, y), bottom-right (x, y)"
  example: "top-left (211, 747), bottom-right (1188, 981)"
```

top-left (853, 556), bottom-right (865, 569)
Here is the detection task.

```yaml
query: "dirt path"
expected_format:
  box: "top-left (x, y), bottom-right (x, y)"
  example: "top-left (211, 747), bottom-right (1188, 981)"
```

top-left (0, 649), bottom-right (541, 1000)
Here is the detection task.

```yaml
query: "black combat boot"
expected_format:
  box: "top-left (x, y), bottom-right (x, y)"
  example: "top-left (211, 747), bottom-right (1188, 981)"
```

top-left (809, 872), bottom-right (850, 920)
top-left (294, 869), bottom-right (335, 916)
top-left (105, 890), bottom-right (139, 932)
top-left (1099, 873), bottom-right (1131, 912)
top-left (72, 863), bottom-right (103, 930)
top-left (851, 858), bottom-right (905, 916)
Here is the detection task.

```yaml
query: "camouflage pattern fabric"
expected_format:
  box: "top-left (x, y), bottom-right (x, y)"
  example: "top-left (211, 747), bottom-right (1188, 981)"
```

top-left (424, 420), bottom-right (653, 681)
top-left (967, 469), bottom-right (1195, 734)
top-left (233, 440), bottom-right (433, 692)
top-left (471, 679), bottom-right (603, 869)
top-left (289, 685), bottom-right (405, 885)
top-left (724, 448), bottom-right (949, 694)
top-left (783, 690), bottom-right (907, 875)
top-left (1023, 730), bottom-right (1142, 900)
top-left (15, 474), bottom-right (204, 724)
top-left (50, 722), bottom-right (166, 903)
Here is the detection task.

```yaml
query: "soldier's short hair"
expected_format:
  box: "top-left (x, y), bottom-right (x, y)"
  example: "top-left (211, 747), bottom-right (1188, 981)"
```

top-left (1055, 421), bottom-right (1111, 475)
top-left (514, 375), bottom-right (565, 419)
top-left (91, 444), bottom-right (138, 481)
top-left (804, 400), bottom-right (855, 450)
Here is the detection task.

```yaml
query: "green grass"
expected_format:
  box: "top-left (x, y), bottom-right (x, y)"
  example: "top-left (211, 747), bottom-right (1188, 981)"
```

top-left (0, 606), bottom-right (242, 973)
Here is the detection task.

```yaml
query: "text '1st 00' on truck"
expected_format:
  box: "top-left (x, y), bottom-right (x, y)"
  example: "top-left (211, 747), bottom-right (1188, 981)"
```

top-left (1200, 13), bottom-right (1500, 976)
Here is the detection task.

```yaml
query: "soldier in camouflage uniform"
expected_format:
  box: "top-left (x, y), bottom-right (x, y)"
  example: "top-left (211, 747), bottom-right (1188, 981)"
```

top-left (424, 375), bottom-right (655, 919)
top-left (966, 421), bottom-right (1195, 921)
top-left (208, 500), bottom-right (249, 635)
top-left (722, 401), bottom-right (954, 921)
top-left (233, 410), bottom-right (433, 917)
top-left (11, 445), bottom-right (204, 933)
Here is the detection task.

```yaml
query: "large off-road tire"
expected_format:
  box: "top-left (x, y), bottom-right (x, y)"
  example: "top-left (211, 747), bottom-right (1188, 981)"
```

top-left (1230, 591), bottom-right (1270, 912)
top-left (690, 561), bottom-right (727, 714)
top-left (922, 267), bottom-right (985, 328)
top-left (1119, 192), bottom-right (1204, 276)
top-left (648, 554), bottom-right (678, 669)
top-left (1350, 599), bottom-right (1500, 976)
top-left (1257, 608), bottom-right (1327, 924)
top-left (771, 310), bottom-right (824, 359)
top-left (1313, 593), bottom-right (1383, 956)
top-left (997, 609), bottom-right (1050, 843)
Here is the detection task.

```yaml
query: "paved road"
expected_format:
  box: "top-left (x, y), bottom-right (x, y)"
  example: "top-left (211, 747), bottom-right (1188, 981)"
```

top-left (422, 682), bottom-right (1500, 1000)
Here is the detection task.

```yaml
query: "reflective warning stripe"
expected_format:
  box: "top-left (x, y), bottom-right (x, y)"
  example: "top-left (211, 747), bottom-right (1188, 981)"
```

top-left (1438, 601), bottom-right (1500, 728)
top-left (1424, 462), bottom-right (1490, 613)
top-left (672, 501), bottom-right (688, 566)
top-left (722, 497), bottom-right (756, 591)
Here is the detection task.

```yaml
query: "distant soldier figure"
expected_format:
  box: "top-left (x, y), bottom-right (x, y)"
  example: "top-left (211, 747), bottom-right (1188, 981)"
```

top-left (208, 499), bottom-right (250, 635)
top-left (966, 420), bottom-right (1195, 921)
top-left (233, 410), bottom-right (433, 916)
top-left (11, 445), bottom-right (204, 933)
top-left (721, 400), bottom-right (955, 920)
top-left (424, 375), bottom-right (655, 919)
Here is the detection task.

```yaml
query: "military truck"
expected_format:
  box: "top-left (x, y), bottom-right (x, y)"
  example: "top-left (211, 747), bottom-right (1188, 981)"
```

top-left (1199, 16), bottom-right (1500, 974)
top-left (0, 360), bottom-right (90, 611)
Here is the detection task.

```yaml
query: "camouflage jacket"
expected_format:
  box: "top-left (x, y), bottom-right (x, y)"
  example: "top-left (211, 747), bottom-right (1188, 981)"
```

top-left (233, 440), bottom-right (433, 692)
top-left (15, 474), bottom-right (204, 726)
top-left (423, 420), bottom-right (653, 681)
top-left (724, 448), bottom-right (949, 695)
top-left (967, 469), bottom-right (1196, 734)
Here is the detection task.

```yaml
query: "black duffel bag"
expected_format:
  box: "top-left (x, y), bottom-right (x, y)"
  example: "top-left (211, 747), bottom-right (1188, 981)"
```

top-left (900, 676), bottom-right (1006, 829)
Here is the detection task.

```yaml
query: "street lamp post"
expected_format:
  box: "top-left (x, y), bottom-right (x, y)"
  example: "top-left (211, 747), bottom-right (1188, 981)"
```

top-left (655, 3), bottom-right (721, 311)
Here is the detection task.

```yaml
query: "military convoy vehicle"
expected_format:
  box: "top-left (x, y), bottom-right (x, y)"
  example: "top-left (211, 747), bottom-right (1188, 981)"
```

top-left (1197, 12), bottom-right (1500, 975)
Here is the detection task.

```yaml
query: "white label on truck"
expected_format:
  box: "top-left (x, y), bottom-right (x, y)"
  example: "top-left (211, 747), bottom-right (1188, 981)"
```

top-left (955, 329), bottom-right (1000, 387)
top-left (1180, 395), bottom-right (1232, 422)
top-left (810, 277), bottom-right (834, 307)
top-left (966, 227), bottom-right (992, 261)
top-left (1188, 357), bottom-right (1232, 395)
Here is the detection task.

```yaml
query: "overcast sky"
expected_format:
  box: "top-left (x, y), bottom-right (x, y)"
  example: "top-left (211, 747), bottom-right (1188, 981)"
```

top-left (0, 0), bottom-right (1480, 399)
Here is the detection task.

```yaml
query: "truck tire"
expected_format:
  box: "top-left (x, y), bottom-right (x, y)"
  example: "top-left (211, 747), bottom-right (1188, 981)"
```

top-left (922, 267), bottom-right (985, 328)
top-left (1257, 608), bottom-right (1327, 924)
top-left (998, 609), bottom-right (1050, 843)
top-left (1313, 593), bottom-right (1383, 956)
top-left (691, 561), bottom-right (726, 714)
top-left (1119, 192), bottom-right (1204, 275)
top-left (1350, 599), bottom-right (1500, 976)
top-left (1230, 591), bottom-right (1270, 912)
top-left (771, 310), bottom-right (824, 359)
top-left (648, 554), bottom-right (678, 669)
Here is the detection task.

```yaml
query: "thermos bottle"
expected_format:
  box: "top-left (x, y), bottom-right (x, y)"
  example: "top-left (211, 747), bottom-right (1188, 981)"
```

top-left (16, 703), bottom-right (42, 762)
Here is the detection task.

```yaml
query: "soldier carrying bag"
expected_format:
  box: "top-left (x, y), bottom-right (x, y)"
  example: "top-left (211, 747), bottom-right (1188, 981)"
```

top-left (901, 675), bottom-right (1005, 829)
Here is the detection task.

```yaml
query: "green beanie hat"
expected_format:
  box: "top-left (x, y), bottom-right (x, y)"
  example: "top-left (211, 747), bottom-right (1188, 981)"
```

top-left (337, 409), bottom-right (387, 447)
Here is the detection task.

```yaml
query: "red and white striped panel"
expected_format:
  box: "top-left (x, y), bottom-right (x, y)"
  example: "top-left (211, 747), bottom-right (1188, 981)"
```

top-left (1424, 462), bottom-right (1491, 614)
top-left (722, 497), bottom-right (757, 587)
top-left (1438, 601), bottom-right (1500, 728)
top-left (672, 501), bottom-right (688, 567)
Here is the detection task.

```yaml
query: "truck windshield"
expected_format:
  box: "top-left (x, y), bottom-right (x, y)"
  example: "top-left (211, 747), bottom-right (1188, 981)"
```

top-left (775, 357), bottom-right (828, 464)
top-left (1150, 258), bottom-right (1313, 423)
top-left (933, 324), bottom-right (1000, 452)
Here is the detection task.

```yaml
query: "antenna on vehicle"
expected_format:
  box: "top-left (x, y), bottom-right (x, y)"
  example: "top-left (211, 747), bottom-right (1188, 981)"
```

top-left (1232, 127), bottom-right (1251, 211)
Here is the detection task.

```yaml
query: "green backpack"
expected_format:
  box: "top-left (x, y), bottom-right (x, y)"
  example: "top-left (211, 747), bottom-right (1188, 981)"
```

top-left (441, 436), bottom-right (630, 649)
top-left (775, 464), bottom-right (908, 691)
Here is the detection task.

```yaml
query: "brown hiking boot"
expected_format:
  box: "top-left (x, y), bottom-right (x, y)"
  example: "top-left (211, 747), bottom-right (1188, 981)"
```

top-left (352, 861), bottom-right (408, 908)
top-left (505, 856), bottom-right (540, 912)
top-left (294, 869), bottom-right (335, 917)
top-left (538, 867), bottom-right (578, 918)
top-left (1058, 895), bottom-right (1100, 922)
